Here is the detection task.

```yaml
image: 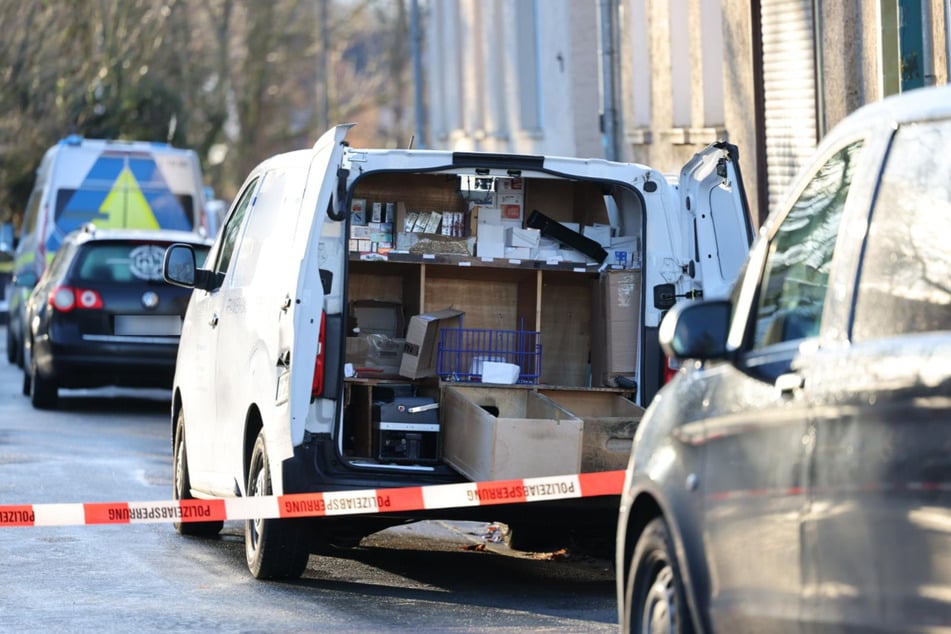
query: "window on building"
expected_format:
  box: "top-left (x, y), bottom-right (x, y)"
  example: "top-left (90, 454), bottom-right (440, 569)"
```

top-left (669, 0), bottom-right (691, 128)
top-left (515, 0), bottom-right (541, 132)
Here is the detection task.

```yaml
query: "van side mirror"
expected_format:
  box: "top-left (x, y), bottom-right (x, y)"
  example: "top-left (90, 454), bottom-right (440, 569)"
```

top-left (163, 244), bottom-right (197, 288)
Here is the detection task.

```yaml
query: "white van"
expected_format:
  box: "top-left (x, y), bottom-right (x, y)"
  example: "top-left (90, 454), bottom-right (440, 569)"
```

top-left (164, 125), bottom-right (752, 579)
top-left (7, 136), bottom-right (206, 366)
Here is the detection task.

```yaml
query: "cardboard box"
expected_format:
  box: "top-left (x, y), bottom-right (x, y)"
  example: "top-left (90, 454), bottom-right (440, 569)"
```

top-left (498, 194), bottom-right (523, 222)
top-left (591, 270), bottom-right (641, 387)
top-left (477, 223), bottom-right (506, 258)
top-left (351, 225), bottom-right (372, 239)
top-left (346, 335), bottom-right (370, 366)
top-left (539, 389), bottom-right (644, 472)
top-left (351, 199), bottom-right (368, 225)
top-left (399, 308), bottom-right (465, 379)
top-left (506, 227), bottom-right (540, 249)
top-left (505, 246), bottom-right (534, 260)
top-left (583, 224), bottom-right (613, 248)
top-left (441, 385), bottom-right (583, 481)
top-left (610, 235), bottom-right (641, 269)
top-left (496, 177), bottom-right (523, 194)
top-left (475, 206), bottom-right (502, 225)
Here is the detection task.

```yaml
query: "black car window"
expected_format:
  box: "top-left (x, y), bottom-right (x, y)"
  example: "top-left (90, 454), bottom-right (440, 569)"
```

top-left (752, 141), bottom-right (863, 349)
top-left (46, 242), bottom-right (76, 280)
top-left (852, 118), bottom-right (951, 340)
top-left (213, 178), bottom-right (257, 276)
top-left (75, 242), bottom-right (211, 283)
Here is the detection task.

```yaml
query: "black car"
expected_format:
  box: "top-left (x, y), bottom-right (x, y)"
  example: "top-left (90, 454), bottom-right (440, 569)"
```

top-left (22, 225), bottom-right (210, 408)
top-left (616, 86), bottom-right (951, 632)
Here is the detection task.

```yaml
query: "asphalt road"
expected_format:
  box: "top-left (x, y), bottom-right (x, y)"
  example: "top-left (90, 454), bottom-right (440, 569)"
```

top-left (0, 327), bottom-right (617, 632)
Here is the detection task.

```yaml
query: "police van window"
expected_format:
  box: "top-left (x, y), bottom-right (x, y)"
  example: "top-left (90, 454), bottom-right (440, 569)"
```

top-left (22, 190), bottom-right (42, 233)
top-left (752, 140), bottom-right (864, 349)
top-left (852, 119), bottom-right (951, 340)
top-left (213, 178), bottom-right (258, 276)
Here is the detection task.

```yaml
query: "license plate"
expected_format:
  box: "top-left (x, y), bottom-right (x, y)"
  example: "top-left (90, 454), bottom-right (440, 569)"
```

top-left (114, 315), bottom-right (182, 336)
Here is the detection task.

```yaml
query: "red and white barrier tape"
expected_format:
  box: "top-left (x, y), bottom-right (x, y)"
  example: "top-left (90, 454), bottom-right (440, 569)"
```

top-left (0, 470), bottom-right (625, 528)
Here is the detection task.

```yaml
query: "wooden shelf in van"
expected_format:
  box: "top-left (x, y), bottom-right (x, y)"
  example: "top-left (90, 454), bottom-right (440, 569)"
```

top-left (349, 249), bottom-right (604, 273)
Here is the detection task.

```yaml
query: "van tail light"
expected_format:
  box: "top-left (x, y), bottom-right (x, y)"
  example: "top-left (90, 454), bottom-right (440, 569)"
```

top-left (50, 286), bottom-right (103, 312)
top-left (663, 355), bottom-right (681, 384)
top-left (311, 310), bottom-right (327, 398)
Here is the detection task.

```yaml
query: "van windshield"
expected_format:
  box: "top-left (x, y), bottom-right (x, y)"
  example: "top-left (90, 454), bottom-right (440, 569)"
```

top-left (54, 188), bottom-right (195, 233)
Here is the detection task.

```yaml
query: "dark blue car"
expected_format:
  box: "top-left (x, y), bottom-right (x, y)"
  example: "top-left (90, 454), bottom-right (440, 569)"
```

top-left (22, 224), bottom-right (210, 409)
top-left (616, 85), bottom-right (951, 632)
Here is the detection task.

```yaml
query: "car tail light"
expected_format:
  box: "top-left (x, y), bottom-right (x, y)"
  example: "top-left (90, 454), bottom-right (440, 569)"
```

top-left (311, 310), bottom-right (327, 398)
top-left (50, 286), bottom-right (103, 312)
top-left (663, 355), bottom-right (681, 384)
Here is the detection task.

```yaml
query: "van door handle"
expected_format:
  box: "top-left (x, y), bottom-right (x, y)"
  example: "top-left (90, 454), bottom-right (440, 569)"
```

top-left (281, 294), bottom-right (292, 312)
top-left (209, 313), bottom-right (219, 328)
top-left (776, 372), bottom-right (804, 398)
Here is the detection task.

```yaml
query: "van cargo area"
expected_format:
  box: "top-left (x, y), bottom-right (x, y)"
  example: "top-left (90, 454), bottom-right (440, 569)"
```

top-left (341, 168), bottom-right (646, 477)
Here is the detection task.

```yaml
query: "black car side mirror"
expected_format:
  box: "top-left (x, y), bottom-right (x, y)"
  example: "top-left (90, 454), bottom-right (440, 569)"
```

top-left (659, 299), bottom-right (732, 360)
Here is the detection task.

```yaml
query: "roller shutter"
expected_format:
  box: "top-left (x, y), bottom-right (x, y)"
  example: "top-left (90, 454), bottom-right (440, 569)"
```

top-left (761, 0), bottom-right (819, 214)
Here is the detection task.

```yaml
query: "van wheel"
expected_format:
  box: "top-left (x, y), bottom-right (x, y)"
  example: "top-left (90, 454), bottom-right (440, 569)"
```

top-left (29, 349), bottom-right (57, 409)
top-left (622, 517), bottom-right (693, 634)
top-left (173, 408), bottom-right (223, 537)
top-left (245, 431), bottom-right (309, 579)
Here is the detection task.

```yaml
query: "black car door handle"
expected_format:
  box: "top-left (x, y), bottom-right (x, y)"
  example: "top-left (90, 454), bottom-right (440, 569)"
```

top-left (209, 313), bottom-right (219, 328)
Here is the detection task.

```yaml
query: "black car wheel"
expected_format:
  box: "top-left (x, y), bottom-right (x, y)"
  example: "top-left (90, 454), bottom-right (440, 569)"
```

top-left (5, 323), bottom-right (15, 365)
top-left (29, 345), bottom-right (57, 409)
top-left (623, 517), bottom-right (693, 634)
top-left (173, 408), bottom-right (223, 537)
top-left (245, 430), bottom-right (309, 580)
top-left (21, 348), bottom-right (30, 396)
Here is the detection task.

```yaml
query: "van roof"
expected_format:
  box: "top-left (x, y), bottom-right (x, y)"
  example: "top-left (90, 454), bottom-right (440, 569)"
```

top-left (58, 135), bottom-right (189, 153)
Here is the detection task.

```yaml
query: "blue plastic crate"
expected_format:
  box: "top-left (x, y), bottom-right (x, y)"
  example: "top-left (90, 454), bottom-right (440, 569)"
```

top-left (436, 327), bottom-right (542, 384)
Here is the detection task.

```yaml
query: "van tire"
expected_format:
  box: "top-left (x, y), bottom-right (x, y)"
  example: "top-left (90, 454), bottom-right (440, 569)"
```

top-left (245, 431), bottom-right (310, 580)
top-left (622, 517), bottom-right (693, 634)
top-left (173, 408), bottom-right (223, 537)
top-left (29, 349), bottom-right (57, 409)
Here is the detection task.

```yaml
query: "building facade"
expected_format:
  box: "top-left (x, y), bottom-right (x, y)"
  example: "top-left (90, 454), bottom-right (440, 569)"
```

top-left (423, 0), bottom-right (951, 224)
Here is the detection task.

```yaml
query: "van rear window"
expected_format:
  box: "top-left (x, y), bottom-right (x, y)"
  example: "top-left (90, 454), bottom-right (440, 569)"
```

top-left (55, 189), bottom-right (195, 233)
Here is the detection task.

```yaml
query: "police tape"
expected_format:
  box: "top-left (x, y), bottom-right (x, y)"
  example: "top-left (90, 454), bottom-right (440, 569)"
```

top-left (0, 470), bottom-right (625, 528)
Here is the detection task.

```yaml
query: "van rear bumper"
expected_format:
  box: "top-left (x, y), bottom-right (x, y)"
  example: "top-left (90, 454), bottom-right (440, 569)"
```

top-left (280, 433), bottom-right (621, 529)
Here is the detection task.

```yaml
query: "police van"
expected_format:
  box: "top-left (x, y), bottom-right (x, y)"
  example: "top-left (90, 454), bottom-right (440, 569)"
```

top-left (7, 136), bottom-right (206, 366)
top-left (163, 125), bottom-right (753, 579)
